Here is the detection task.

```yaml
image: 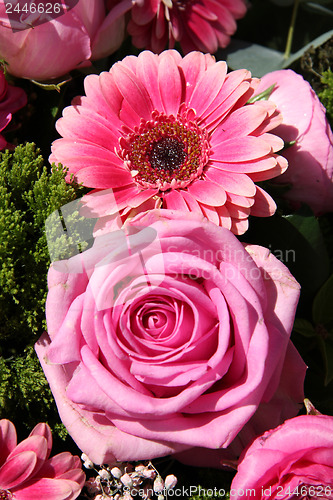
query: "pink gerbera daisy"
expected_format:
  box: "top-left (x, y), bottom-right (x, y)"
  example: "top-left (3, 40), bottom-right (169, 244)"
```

top-left (50, 50), bottom-right (287, 235)
top-left (126, 0), bottom-right (248, 54)
top-left (0, 419), bottom-right (85, 500)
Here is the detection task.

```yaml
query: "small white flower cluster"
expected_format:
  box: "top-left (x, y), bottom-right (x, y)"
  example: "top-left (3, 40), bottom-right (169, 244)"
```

top-left (81, 454), bottom-right (177, 500)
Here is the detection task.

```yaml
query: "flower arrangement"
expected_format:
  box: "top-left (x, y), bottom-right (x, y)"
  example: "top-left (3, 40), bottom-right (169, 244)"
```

top-left (0, 1), bottom-right (333, 499)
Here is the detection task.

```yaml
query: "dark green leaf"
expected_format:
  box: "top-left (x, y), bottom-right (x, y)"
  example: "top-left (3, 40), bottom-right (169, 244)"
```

top-left (242, 210), bottom-right (330, 310)
top-left (312, 273), bottom-right (333, 326)
top-left (217, 40), bottom-right (285, 77)
top-left (293, 318), bottom-right (316, 337)
top-left (317, 336), bottom-right (333, 385)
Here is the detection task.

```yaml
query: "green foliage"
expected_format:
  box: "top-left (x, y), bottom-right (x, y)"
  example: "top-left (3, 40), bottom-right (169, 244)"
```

top-left (295, 273), bottom-right (333, 387)
top-left (0, 346), bottom-right (55, 427)
top-left (0, 142), bottom-right (89, 435)
top-left (318, 69), bottom-right (333, 122)
top-left (0, 142), bottom-right (86, 351)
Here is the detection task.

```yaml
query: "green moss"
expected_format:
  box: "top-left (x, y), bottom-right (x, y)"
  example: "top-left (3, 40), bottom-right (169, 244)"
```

top-left (0, 142), bottom-right (92, 435)
top-left (0, 346), bottom-right (54, 424)
top-left (0, 143), bottom-right (90, 350)
top-left (318, 69), bottom-right (333, 123)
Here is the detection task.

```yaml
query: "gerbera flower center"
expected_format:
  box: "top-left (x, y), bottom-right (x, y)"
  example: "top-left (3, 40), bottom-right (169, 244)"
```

top-left (149, 137), bottom-right (186, 171)
top-left (174, 0), bottom-right (193, 11)
top-left (118, 110), bottom-right (210, 191)
top-left (0, 491), bottom-right (13, 500)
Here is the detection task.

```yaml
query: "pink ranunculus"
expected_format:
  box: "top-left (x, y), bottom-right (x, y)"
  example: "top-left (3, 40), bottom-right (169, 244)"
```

top-left (255, 69), bottom-right (333, 215)
top-left (35, 210), bottom-right (306, 466)
top-left (0, 419), bottom-right (85, 500)
top-left (230, 414), bottom-right (333, 499)
top-left (126, 0), bottom-right (247, 54)
top-left (0, 0), bottom-right (130, 81)
top-left (0, 68), bottom-right (27, 149)
top-left (50, 50), bottom-right (288, 235)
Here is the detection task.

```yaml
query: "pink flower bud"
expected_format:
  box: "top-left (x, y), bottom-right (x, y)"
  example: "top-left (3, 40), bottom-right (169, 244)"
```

top-left (135, 465), bottom-right (146, 473)
top-left (142, 468), bottom-right (156, 479)
top-left (165, 475), bottom-right (177, 490)
top-left (85, 478), bottom-right (101, 495)
top-left (111, 467), bottom-right (123, 479)
top-left (99, 469), bottom-right (111, 480)
top-left (120, 473), bottom-right (133, 488)
top-left (153, 476), bottom-right (164, 493)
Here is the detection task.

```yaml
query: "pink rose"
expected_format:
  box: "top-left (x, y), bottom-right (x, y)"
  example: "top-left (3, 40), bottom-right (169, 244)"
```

top-left (0, 419), bottom-right (85, 499)
top-left (231, 414), bottom-right (333, 499)
top-left (0, 68), bottom-right (27, 149)
top-left (0, 0), bottom-right (130, 81)
top-left (36, 210), bottom-right (305, 466)
top-left (255, 69), bottom-right (333, 215)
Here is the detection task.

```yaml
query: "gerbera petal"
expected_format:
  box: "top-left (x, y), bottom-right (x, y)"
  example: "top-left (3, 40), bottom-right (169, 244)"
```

top-left (37, 453), bottom-right (79, 478)
top-left (187, 12), bottom-right (219, 53)
top-left (205, 168), bottom-right (256, 197)
top-left (120, 55), bottom-right (140, 73)
top-left (230, 217), bottom-right (249, 235)
top-left (137, 51), bottom-right (164, 111)
top-left (188, 180), bottom-right (227, 206)
top-left (258, 132), bottom-right (285, 153)
top-left (0, 420), bottom-right (17, 466)
top-left (158, 51), bottom-right (183, 115)
top-left (112, 63), bottom-right (154, 120)
top-left (211, 104), bottom-right (268, 142)
top-left (212, 136), bottom-right (272, 162)
top-left (203, 81), bottom-right (252, 131)
top-left (212, 155), bottom-right (278, 174)
top-left (199, 203), bottom-right (220, 225)
top-left (248, 154), bottom-right (288, 182)
top-left (72, 165), bottom-right (133, 189)
top-left (155, 3), bottom-right (168, 40)
top-left (131, 0), bottom-right (159, 25)
top-left (57, 108), bottom-right (119, 148)
top-left (127, 188), bottom-right (159, 208)
top-left (98, 71), bottom-right (124, 127)
top-left (80, 189), bottom-right (126, 218)
top-left (225, 202), bottom-right (251, 220)
top-left (29, 424), bottom-right (52, 459)
top-left (188, 61), bottom-right (227, 116)
top-left (201, 69), bottom-right (251, 122)
top-left (57, 468), bottom-right (85, 486)
top-left (82, 74), bottom-right (117, 122)
top-left (222, 0), bottom-right (248, 17)
top-left (112, 185), bottom-right (146, 212)
top-left (251, 101), bottom-right (283, 134)
top-left (0, 451), bottom-right (37, 489)
top-left (191, 1), bottom-right (217, 20)
top-left (181, 52), bottom-right (215, 101)
top-left (214, 3), bottom-right (237, 33)
top-left (50, 139), bottom-right (123, 173)
top-left (251, 186), bottom-right (277, 217)
top-left (216, 204), bottom-right (232, 229)
top-left (163, 189), bottom-right (189, 211)
top-left (179, 189), bottom-right (203, 212)
top-left (7, 435), bottom-right (48, 463)
top-left (227, 192), bottom-right (255, 208)
top-left (12, 477), bottom-right (78, 500)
